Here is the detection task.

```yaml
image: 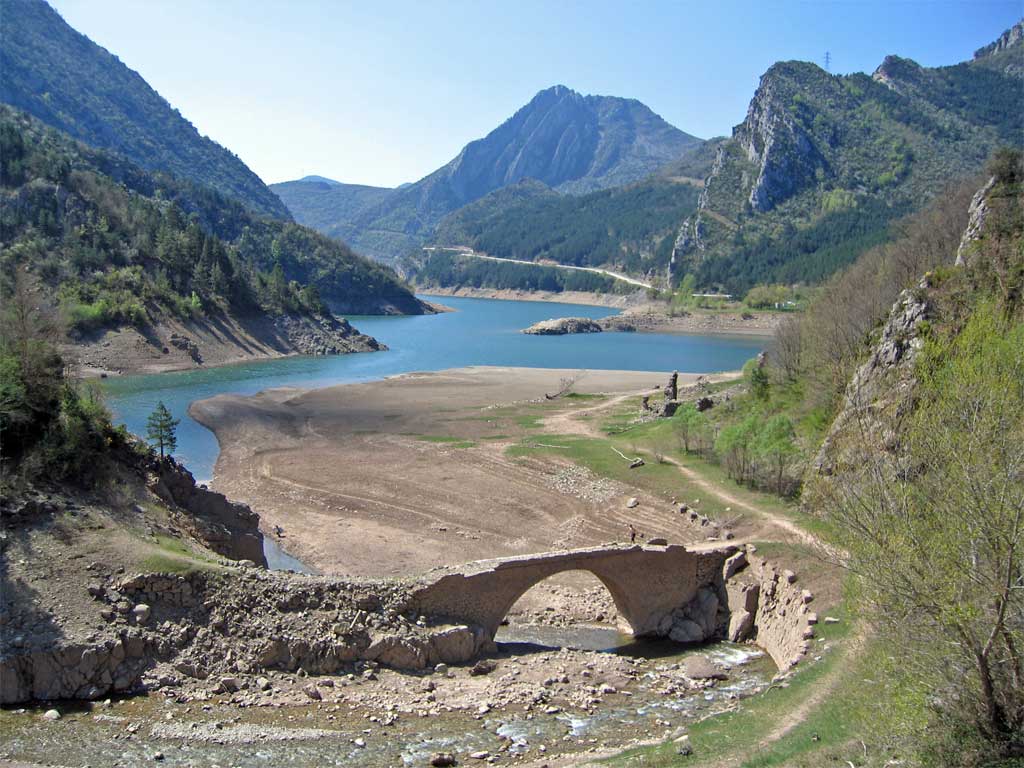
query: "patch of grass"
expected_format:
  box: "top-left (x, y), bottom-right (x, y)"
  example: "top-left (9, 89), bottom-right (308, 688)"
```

top-left (600, 396), bottom-right (648, 434)
top-left (138, 553), bottom-right (202, 573)
top-left (413, 436), bottom-right (477, 448)
top-left (609, 602), bottom-right (891, 768)
top-left (481, 434), bottom-right (511, 440)
top-left (415, 435), bottom-right (477, 448)
top-left (515, 414), bottom-right (544, 429)
top-left (136, 534), bottom-right (219, 574)
top-left (564, 392), bottom-right (605, 400)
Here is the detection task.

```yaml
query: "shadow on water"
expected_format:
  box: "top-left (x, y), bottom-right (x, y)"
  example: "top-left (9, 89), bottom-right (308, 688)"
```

top-left (262, 535), bottom-right (317, 574)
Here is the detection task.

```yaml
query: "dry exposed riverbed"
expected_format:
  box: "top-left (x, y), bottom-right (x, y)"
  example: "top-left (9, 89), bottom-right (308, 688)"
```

top-left (188, 367), bottom-right (730, 578)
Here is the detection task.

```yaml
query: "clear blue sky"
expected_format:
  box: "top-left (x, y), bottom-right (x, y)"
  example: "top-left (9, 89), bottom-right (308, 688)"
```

top-left (50, 0), bottom-right (1022, 188)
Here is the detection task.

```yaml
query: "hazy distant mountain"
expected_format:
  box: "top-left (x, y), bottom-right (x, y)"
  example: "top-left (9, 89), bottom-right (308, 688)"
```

top-left (297, 175), bottom-right (345, 186)
top-left (271, 179), bottom-right (395, 244)
top-left (0, 0), bottom-right (290, 219)
top-left (275, 85), bottom-right (702, 262)
top-left (671, 19), bottom-right (1024, 292)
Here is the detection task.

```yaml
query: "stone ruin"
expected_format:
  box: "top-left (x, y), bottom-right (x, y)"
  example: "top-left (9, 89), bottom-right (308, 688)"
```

top-left (641, 371), bottom-right (682, 418)
top-left (640, 372), bottom-right (727, 418)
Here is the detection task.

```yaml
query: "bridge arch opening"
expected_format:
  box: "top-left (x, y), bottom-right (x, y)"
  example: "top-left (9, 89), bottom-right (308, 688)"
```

top-left (492, 569), bottom-right (637, 649)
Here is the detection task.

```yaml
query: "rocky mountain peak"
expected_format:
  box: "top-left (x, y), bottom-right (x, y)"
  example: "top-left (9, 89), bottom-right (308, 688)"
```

top-left (974, 19), bottom-right (1024, 59)
top-left (871, 55), bottom-right (923, 91)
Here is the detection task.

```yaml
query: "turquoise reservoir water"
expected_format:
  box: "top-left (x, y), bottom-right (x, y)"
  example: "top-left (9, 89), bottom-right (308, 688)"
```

top-left (102, 296), bottom-right (764, 482)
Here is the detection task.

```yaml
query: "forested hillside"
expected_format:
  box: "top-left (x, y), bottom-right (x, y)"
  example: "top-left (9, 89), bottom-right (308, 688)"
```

top-left (639, 149), bottom-right (1022, 763)
top-left (0, 107), bottom-right (425, 342)
top-left (408, 248), bottom-right (623, 295)
top-left (0, 0), bottom-right (290, 219)
top-left (426, 178), bottom-right (700, 279)
top-left (673, 20), bottom-right (1024, 293)
top-left (270, 178), bottom-right (392, 243)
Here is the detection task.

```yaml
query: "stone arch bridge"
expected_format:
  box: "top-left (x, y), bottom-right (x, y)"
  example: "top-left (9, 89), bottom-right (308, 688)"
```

top-left (408, 543), bottom-right (736, 639)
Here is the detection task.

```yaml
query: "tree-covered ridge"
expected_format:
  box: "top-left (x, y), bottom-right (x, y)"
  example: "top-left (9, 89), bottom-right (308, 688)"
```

top-left (676, 23), bottom-right (1024, 294)
top-left (429, 178), bottom-right (700, 279)
top-left (0, 0), bottom-right (290, 220)
top-left (0, 107), bottom-right (422, 337)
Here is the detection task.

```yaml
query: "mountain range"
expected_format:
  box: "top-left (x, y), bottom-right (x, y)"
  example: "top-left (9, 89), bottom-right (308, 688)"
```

top-left (272, 85), bottom-right (701, 262)
top-left (672, 20), bottom-right (1024, 292)
top-left (4, 0), bottom-right (1021, 305)
top-left (0, 0), bottom-right (290, 220)
top-left (280, 22), bottom-right (1023, 295)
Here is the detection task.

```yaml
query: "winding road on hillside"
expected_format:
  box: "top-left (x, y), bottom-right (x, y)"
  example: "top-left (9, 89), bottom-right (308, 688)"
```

top-left (424, 246), bottom-right (653, 289)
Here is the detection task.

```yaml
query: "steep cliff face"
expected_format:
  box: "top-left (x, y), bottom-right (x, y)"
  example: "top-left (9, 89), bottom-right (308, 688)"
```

top-left (973, 19), bottom-right (1024, 72)
top-left (734, 65), bottom-right (827, 213)
top-left (143, 453), bottom-right (268, 567)
top-left (672, 23), bottom-right (1023, 292)
top-left (813, 176), bottom-right (996, 476)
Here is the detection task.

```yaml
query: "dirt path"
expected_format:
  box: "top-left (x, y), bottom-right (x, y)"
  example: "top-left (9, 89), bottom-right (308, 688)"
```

top-left (542, 387), bottom-right (823, 551)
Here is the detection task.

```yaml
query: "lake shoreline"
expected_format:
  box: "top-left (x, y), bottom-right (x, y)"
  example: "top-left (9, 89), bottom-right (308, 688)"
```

top-left (421, 289), bottom-right (784, 337)
top-left (101, 295), bottom-right (764, 493)
top-left (189, 365), bottom-right (738, 577)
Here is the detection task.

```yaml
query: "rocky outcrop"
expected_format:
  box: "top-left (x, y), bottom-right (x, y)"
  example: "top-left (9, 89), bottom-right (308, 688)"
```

top-left (956, 176), bottom-right (996, 266)
top-left (273, 313), bottom-right (384, 356)
top-left (974, 20), bottom-right (1024, 61)
top-left (735, 68), bottom-right (826, 213)
top-left (521, 317), bottom-right (603, 335)
top-left (640, 370), bottom-right (683, 417)
top-left (814, 283), bottom-right (930, 474)
top-left (143, 454), bottom-right (268, 567)
top-left (816, 176), bottom-right (1000, 475)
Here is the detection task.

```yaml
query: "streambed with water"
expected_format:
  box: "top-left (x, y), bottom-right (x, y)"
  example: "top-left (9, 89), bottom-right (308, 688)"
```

top-left (1, 629), bottom-right (772, 767)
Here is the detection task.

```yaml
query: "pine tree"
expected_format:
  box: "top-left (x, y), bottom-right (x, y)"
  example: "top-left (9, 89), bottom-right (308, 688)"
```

top-left (145, 401), bottom-right (179, 458)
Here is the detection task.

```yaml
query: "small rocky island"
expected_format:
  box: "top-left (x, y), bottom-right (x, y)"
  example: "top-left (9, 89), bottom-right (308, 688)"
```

top-left (521, 317), bottom-right (604, 335)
